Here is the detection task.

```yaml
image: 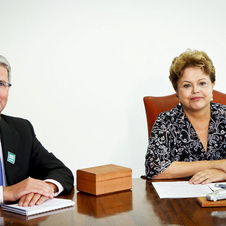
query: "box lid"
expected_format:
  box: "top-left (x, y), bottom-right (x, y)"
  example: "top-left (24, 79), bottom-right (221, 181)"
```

top-left (77, 164), bottom-right (132, 182)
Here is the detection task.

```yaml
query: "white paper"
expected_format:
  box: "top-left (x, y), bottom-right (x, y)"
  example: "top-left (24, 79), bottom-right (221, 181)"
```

top-left (152, 181), bottom-right (214, 198)
top-left (1, 198), bottom-right (75, 216)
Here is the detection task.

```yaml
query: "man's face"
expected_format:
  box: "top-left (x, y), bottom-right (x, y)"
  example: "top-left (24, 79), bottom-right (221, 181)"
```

top-left (0, 66), bottom-right (9, 114)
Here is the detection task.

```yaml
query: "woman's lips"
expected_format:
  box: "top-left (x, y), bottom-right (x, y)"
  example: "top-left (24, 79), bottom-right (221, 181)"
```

top-left (191, 97), bottom-right (202, 100)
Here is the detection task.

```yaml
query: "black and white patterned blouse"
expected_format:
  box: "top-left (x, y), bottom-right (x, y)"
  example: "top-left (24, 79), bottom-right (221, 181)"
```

top-left (144, 102), bottom-right (226, 179)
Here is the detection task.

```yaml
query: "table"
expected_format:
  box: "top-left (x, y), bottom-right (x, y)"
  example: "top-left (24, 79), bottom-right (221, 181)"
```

top-left (1, 178), bottom-right (226, 225)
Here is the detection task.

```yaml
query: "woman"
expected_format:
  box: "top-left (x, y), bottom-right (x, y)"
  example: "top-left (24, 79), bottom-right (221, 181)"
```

top-left (144, 49), bottom-right (226, 184)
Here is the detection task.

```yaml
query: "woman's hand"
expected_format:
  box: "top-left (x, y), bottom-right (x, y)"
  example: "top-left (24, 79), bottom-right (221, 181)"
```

top-left (214, 159), bottom-right (226, 172)
top-left (189, 169), bottom-right (226, 185)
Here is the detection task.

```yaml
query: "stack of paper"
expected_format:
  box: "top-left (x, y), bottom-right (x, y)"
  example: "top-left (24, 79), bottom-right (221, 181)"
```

top-left (1, 198), bottom-right (75, 216)
top-left (152, 181), bottom-right (214, 198)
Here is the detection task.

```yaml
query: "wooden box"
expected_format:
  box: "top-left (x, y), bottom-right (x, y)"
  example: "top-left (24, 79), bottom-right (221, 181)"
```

top-left (76, 164), bottom-right (132, 196)
top-left (197, 197), bottom-right (226, 207)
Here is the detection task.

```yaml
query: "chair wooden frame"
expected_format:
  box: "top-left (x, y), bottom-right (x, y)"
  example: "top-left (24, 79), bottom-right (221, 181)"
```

top-left (143, 90), bottom-right (226, 137)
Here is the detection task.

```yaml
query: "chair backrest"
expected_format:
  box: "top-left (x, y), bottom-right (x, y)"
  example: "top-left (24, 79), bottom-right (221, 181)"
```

top-left (143, 90), bottom-right (226, 137)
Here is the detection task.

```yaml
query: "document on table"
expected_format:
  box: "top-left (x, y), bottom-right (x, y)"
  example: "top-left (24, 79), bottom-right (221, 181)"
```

top-left (152, 181), bottom-right (218, 198)
top-left (1, 198), bottom-right (75, 216)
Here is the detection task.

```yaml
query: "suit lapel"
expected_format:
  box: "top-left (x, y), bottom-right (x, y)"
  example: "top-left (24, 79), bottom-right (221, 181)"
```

top-left (0, 116), bottom-right (20, 185)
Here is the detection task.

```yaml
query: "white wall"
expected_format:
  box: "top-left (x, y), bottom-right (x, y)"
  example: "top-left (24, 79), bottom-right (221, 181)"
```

top-left (0, 0), bottom-right (225, 180)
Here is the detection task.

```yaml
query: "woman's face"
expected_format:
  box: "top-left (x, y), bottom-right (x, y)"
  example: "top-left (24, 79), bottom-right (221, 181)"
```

top-left (176, 67), bottom-right (215, 113)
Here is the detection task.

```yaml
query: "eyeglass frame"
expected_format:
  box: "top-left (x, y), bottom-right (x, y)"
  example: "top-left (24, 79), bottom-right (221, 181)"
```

top-left (0, 82), bottom-right (12, 88)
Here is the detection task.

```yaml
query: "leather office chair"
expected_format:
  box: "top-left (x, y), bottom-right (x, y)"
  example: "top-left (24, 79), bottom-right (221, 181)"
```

top-left (143, 90), bottom-right (226, 137)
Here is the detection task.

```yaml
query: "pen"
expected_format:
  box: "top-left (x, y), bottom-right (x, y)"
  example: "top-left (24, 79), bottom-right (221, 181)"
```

top-left (215, 183), bottom-right (226, 189)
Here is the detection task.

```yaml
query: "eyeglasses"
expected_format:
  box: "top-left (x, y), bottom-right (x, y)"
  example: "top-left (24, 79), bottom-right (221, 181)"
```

top-left (0, 82), bottom-right (12, 89)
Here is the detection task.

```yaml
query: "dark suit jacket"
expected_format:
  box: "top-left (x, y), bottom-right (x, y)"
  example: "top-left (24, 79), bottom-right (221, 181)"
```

top-left (0, 114), bottom-right (74, 195)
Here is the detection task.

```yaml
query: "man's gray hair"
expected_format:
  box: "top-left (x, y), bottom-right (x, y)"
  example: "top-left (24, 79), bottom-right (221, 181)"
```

top-left (0, 55), bottom-right (11, 82)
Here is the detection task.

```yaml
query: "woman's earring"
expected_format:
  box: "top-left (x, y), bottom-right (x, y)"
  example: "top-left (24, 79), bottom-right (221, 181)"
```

top-left (211, 93), bottom-right (213, 101)
top-left (176, 94), bottom-right (181, 106)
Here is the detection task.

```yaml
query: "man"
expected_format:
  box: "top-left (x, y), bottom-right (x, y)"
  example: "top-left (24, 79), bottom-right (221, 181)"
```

top-left (0, 55), bottom-right (74, 207)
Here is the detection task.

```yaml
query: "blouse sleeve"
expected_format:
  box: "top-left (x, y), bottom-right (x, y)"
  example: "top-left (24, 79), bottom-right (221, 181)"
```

top-left (144, 113), bottom-right (172, 179)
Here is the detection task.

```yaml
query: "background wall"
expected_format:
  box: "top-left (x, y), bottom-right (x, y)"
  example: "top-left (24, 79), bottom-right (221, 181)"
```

top-left (0, 0), bottom-right (225, 180)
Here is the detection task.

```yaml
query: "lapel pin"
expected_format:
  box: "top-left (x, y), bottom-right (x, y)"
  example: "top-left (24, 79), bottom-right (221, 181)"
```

top-left (7, 152), bottom-right (16, 164)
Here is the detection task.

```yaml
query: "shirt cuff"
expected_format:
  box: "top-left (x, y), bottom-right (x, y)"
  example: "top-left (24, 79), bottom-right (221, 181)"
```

top-left (44, 179), bottom-right (64, 196)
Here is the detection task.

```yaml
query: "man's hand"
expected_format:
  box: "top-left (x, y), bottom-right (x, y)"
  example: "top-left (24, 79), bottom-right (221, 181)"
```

top-left (3, 177), bottom-right (54, 204)
top-left (189, 169), bottom-right (226, 185)
top-left (18, 182), bottom-right (58, 207)
top-left (18, 193), bottom-right (49, 207)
